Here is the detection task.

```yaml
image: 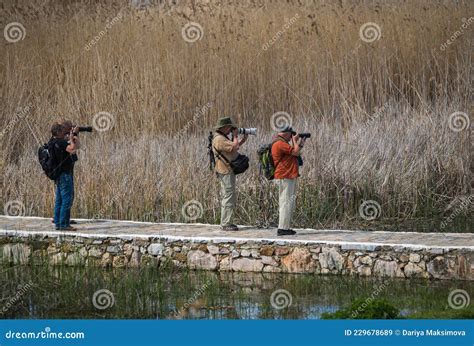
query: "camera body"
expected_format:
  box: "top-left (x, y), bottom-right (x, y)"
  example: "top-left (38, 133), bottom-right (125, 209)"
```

top-left (238, 128), bottom-right (257, 136)
top-left (67, 126), bottom-right (92, 140)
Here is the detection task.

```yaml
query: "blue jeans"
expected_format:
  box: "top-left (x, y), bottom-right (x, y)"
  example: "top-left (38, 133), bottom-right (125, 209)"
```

top-left (54, 172), bottom-right (74, 228)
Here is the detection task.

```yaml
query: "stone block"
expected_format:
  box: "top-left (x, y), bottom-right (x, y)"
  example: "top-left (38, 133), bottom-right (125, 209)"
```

top-left (147, 243), bottom-right (164, 256)
top-left (231, 258), bottom-right (263, 272)
top-left (187, 250), bottom-right (217, 270)
top-left (281, 247), bottom-right (316, 273)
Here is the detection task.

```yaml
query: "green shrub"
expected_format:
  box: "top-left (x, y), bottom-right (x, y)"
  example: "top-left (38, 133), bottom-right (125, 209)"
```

top-left (322, 298), bottom-right (400, 319)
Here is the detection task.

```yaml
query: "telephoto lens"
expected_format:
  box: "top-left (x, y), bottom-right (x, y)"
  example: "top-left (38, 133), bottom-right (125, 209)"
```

top-left (238, 128), bottom-right (257, 135)
top-left (298, 133), bottom-right (311, 139)
top-left (77, 126), bottom-right (93, 132)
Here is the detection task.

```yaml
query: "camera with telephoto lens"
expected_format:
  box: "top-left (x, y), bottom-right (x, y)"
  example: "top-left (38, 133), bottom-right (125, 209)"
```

top-left (298, 133), bottom-right (311, 139)
top-left (76, 126), bottom-right (93, 133)
top-left (238, 128), bottom-right (257, 136)
top-left (73, 126), bottom-right (93, 134)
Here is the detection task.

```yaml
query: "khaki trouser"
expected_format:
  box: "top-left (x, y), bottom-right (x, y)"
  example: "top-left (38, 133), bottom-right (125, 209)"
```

top-left (218, 172), bottom-right (236, 226)
top-left (277, 178), bottom-right (297, 230)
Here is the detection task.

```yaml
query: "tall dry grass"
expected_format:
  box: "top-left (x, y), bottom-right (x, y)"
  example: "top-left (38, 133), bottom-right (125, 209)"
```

top-left (0, 0), bottom-right (472, 231)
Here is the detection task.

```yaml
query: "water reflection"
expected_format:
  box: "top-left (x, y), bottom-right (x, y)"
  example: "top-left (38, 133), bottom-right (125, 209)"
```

top-left (0, 265), bottom-right (471, 319)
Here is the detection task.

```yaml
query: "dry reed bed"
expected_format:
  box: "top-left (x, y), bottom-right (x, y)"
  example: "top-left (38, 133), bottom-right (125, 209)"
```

top-left (0, 0), bottom-right (472, 230)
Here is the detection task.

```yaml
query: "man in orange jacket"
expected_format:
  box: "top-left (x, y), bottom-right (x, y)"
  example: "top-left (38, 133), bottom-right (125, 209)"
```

top-left (271, 126), bottom-right (306, 236)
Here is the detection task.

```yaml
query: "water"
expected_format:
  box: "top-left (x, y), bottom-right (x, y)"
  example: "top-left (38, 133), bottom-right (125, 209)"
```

top-left (0, 265), bottom-right (472, 319)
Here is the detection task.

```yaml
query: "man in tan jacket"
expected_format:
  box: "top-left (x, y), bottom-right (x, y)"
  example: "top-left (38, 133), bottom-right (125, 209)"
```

top-left (212, 117), bottom-right (248, 231)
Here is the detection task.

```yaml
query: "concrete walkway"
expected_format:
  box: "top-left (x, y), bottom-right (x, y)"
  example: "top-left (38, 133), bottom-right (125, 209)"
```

top-left (1, 216), bottom-right (472, 250)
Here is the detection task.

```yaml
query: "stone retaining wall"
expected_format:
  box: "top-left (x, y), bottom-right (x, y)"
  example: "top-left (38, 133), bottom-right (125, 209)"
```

top-left (0, 233), bottom-right (472, 280)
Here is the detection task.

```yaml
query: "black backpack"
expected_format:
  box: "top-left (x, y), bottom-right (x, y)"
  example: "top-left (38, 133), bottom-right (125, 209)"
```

top-left (38, 140), bottom-right (61, 180)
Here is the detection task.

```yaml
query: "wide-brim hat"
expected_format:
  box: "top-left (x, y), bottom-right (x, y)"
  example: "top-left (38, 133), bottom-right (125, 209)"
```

top-left (215, 117), bottom-right (236, 130)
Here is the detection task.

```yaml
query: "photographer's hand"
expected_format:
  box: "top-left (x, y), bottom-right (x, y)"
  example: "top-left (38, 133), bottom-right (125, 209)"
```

top-left (66, 131), bottom-right (77, 154)
top-left (232, 128), bottom-right (240, 151)
top-left (292, 134), bottom-right (299, 145)
top-left (239, 133), bottom-right (248, 146)
top-left (291, 134), bottom-right (301, 156)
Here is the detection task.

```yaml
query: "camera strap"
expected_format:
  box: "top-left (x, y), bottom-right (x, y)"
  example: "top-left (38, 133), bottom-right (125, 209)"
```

top-left (213, 146), bottom-right (231, 165)
top-left (213, 132), bottom-right (232, 166)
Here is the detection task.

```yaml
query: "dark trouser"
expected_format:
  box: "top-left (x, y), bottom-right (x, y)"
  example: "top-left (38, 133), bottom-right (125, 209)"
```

top-left (54, 172), bottom-right (74, 228)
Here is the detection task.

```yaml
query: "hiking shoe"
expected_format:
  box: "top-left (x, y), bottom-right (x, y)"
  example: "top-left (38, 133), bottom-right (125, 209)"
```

top-left (56, 226), bottom-right (76, 231)
top-left (221, 224), bottom-right (239, 231)
top-left (277, 229), bottom-right (296, 236)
